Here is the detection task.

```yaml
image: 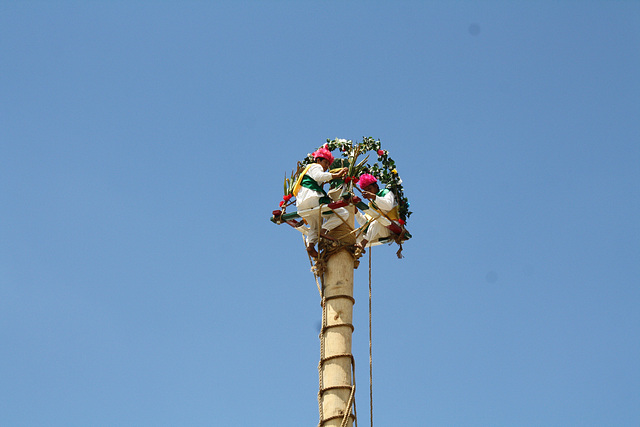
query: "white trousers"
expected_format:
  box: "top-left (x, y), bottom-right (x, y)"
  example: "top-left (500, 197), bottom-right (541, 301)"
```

top-left (364, 219), bottom-right (392, 243)
top-left (297, 196), bottom-right (349, 245)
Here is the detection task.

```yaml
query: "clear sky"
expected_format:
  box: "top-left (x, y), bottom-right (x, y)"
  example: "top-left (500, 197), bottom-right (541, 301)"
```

top-left (1, 1), bottom-right (639, 426)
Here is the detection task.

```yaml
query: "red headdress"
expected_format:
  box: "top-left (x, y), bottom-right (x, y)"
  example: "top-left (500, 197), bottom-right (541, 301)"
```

top-left (358, 173), bottom-right (378, 188)
top-left (312, 146), bottom-right (334, 165)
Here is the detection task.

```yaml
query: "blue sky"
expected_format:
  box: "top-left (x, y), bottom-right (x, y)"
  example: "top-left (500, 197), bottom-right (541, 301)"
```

top-left (1, 1), bottom-right (639, 426)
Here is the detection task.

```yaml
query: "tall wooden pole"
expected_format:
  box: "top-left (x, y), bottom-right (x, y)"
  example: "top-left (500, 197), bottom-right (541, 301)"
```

top-left (319, 206), bottom-right (356, 427)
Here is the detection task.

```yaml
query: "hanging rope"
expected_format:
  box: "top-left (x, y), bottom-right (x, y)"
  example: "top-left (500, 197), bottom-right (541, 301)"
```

top-left (369, 249), bottom-right (373, 427)
top-left (304, 234), bottom-right (323, 297)
top-left (318, 293), bottom-right (327, 426)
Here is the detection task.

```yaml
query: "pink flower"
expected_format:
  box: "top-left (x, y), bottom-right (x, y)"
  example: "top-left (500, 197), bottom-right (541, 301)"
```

top-left (377, 149), bottom-right (384, 156)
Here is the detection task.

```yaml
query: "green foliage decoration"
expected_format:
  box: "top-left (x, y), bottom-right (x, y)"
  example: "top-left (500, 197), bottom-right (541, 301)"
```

top-left (282, 137), bottom-right (412, 223)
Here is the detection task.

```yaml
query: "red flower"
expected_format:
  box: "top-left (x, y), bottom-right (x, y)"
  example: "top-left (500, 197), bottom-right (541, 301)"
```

top-left (283, 194), bottom-right (292, 201)
top-left (398, 219), bottom-right (406, 225)
top-left (344, 176), bottom-right (351, 183)
top-left (279, 201), bottom-right (284, 207)
top-left (377, 149), bottom-right (384, 156)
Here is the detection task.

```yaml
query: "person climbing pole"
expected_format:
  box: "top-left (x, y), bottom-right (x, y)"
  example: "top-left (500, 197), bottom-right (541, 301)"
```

top-left (294, 145), bottom-right (348, 258)
top-left (355, 173), bottom-right (399, 251)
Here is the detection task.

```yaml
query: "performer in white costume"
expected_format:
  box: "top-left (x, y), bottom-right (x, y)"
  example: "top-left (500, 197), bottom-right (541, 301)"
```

top-left (355, 173), bottom-right (399, 250)
top-left (294, 146), bottom-right (348, 257)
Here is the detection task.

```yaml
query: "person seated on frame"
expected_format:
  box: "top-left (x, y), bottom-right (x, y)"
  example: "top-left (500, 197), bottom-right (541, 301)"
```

top-left (293, 146), bottom-right (348, 258)
top-left (355, 173), bottom-right (399, 251)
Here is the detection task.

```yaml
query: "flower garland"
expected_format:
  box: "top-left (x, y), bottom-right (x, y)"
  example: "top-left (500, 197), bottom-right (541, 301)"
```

top-left (276, 137), bottom-right (412, 223)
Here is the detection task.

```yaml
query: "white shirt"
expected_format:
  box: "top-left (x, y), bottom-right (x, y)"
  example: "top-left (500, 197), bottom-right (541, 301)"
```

top-left (355, 188), bottom-right (397, 226)
top-left (372, 189), bottom-right (397, 213)
top-left (296, 163), bottom-right (333, 207)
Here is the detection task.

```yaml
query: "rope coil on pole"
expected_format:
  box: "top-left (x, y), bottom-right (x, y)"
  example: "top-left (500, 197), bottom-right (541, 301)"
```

top-left (304, 202), bottom-right (367, 427)
top-left (315, 236), bottom-right (358, 427)
top-left (317, 291), bottom-right (358, 427)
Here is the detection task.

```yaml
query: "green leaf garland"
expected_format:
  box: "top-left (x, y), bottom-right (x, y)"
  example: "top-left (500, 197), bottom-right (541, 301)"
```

top-left (283, 137), bottom-right (412, 223)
